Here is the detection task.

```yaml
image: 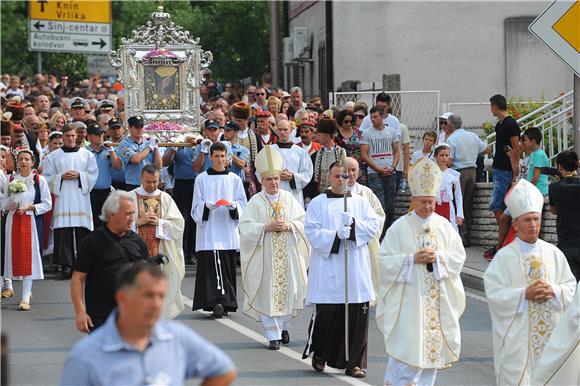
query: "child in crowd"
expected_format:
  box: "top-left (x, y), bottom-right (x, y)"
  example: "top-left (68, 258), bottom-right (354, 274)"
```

top-left (411, 130), bottom-right (437, 164)
top-left (433, 144), bottom-right (463, 233)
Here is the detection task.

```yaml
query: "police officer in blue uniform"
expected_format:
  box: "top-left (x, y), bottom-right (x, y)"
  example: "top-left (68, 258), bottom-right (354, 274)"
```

top-left (107, 118), bottom-right (126, 191)
top-left (118, 116), bottom-right (162, 191)
top-left (86, 121), bottom-right (123, 229)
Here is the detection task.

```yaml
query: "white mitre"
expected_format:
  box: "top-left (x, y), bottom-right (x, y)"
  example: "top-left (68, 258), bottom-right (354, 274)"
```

top-left (504, 179), bottom-right (544, 218)
top-left (255, 145), bottom-right (284, 177)
top-left (407, 157), bottom-right (442, 197)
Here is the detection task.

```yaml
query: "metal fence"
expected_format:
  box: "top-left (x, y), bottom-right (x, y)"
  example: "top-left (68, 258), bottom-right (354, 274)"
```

top-left (328, 90), bottom-right (440, 147)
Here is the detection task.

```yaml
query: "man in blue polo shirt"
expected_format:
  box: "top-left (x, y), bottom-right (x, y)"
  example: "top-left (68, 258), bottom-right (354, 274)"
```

top-left (61, 262), bottom-right (236, 385)
top-left (118, 116), bottom-right (162, 191)
top-left (192, 119), bottom-right (232, 173)
top-left (107, 117), bottom-right (126, 191)
top-left (86, 121), bottom-right (123, 229)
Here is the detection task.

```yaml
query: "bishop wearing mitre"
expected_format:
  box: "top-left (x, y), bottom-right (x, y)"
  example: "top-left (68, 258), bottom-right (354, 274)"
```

top-left (129, 164), bottom-right (185, 320)
top-left (484, 179), bottom-right (576, 386)
top-left (376, 157), bottom-right (466, 386)
top-left (239, 145), bottom-right (310, 351)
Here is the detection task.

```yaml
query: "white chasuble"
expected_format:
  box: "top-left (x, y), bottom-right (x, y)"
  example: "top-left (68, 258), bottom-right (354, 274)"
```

top-left (42, 147), bottom-right (98, 230)
top-left (129, 188), bottom-right (186, 320)
top-left (484, 238), bottom-right (576, 386)
top-left (352, 182), bottom-right (385, 299)
top-left (305, 192), bottom-right (379, 304)
top-left (268, 144), bottom-right (313, 207)
top-left (239, 190), bottom-right (309, 321)
top-left (376, 212), bottom-right (466, 369)
top-left (533, 281), bottom-right (579, 386)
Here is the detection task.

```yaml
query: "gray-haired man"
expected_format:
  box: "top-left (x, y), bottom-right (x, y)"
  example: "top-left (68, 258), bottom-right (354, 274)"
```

top-left (71, 191), bottom-right (149, 332)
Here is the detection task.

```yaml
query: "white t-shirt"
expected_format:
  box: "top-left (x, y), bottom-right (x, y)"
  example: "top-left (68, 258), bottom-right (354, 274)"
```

top-left (359, 113), bottom-right (401, 137)
top-left (361, 126), bottom-right (399, 173)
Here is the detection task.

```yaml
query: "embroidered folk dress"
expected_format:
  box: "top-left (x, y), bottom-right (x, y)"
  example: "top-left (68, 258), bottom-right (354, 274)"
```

top-left (484, 238), bottom-right (576, 385)
top-left (2, 173), bottom-right (51, 280)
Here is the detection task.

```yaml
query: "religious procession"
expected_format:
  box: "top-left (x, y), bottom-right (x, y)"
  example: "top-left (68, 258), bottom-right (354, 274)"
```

top-left (2, 1), bottom-right (580, 385)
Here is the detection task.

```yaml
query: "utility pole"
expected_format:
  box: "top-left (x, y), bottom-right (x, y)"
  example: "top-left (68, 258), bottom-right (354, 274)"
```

top-left (269, 1), bottom-right (280, 87)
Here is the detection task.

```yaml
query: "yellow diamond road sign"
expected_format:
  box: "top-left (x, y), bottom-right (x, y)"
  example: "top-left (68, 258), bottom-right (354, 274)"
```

top-left (28, 0), bottom-right (112, 54)
top-left (529, 0), bottom-right (580, 77)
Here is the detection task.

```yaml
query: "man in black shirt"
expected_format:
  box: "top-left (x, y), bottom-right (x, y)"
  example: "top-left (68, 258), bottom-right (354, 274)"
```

top-left (549, 150), bottom-right (580, 281)
top-left (71, 190), bottom-right (149, 332)
top-left (484, 94), bottom-right (521, 260)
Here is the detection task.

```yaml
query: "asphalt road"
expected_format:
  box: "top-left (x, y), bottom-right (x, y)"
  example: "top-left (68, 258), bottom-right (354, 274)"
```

top-left (1, 267), bottom-right (496, 385)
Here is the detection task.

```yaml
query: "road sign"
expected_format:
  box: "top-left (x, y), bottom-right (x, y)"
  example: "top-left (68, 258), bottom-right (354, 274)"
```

top-left (28, 0), bottom-right (112, 54)
top-left (529, 0), bottom-right (580, 77)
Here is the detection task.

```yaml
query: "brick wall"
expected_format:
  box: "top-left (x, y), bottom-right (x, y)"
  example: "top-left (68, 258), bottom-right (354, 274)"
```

top-left (393, 182), bottom-right (558, 247)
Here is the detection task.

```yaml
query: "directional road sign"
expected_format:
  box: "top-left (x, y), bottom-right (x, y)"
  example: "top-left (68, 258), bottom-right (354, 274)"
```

top-left (28, 0), bottom-right (112, 54)
top-left (529, 0), bottom-right (580, 77)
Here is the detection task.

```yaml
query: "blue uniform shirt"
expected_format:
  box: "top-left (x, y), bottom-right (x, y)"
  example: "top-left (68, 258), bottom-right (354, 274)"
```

top-left (229, 143), bottom-right (250, 181)
top-left (118, 136), bottom-right (156, 186)
top-left (192, 141), bottom-right (233, 173)
top-left (173, 147), bottom-right (197, 180)
top-left (111, 164), bottom-right (125, 183)
top-left (60, 310), bottom-right (235, 386)
top-left (87, 145), bottom-right (113, 189)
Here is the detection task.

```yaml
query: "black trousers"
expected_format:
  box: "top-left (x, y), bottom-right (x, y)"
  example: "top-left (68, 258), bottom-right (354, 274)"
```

top-left (193, 250), bottom-right (238, 312)
top-left (125, 184), bottom-right (140, 191)
top-left (173, 179), bottom-right (196, 258)
top-left (53, 227), bottom-right (90, 267)
top-left (559, 246), bottom-right (580, 282)
top-left (111, 180), bottom-right (126, 191)
top-left (90, 188), bottom-right (111, 230)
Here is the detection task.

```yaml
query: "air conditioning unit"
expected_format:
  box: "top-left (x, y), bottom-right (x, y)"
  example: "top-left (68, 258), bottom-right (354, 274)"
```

top-left (283, 37), bottom-right (293, 65)
top-left (291, 27), bottom-right (309, 59)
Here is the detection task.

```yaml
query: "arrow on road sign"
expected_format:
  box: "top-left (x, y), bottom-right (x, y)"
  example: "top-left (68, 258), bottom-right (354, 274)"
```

top-left (91, 38), bottom-right (107, 49)
top-left (33, 21), bottom-right (45, 30)
top-left (37, 0), bottom-right (48, 13)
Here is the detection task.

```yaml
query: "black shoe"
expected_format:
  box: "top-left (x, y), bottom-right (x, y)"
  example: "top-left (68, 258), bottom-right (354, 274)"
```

top-left (58, 267), bottom-right (72, 280)
top-left (268, 340), bottom-right (280, 350)
top-left (281, 330), bottom-right (290, 344)
top-left (212, 304), bottom-right (224, 319)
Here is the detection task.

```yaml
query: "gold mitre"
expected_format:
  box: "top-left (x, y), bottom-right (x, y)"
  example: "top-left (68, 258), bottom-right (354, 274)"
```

top-left (408, 157), bottom-right (442, 197)
top-left (505, 179), bottom-right (544, 219)
top-left (255, 145), bottom-right (284, 177)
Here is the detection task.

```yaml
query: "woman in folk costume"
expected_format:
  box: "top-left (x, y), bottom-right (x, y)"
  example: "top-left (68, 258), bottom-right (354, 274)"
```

top-left (1, 149), bottom-right (51, 310)
top-left (484, 179), bottom-right (576, 386)
top-left (433, 144), bottom-right (463, 233)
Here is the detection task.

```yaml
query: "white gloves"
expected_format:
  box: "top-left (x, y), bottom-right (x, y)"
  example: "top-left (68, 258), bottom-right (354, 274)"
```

top-left (227, 202), bottom-right (237, 210)
top-left (337, 225), bottom-right (351, 240)
top-left (200, 139), bottom-right (212, 154)
top-left (148, 136), bottom-right (159, 150)
top-left (103, 141), bottom-right (114, 153)
top-left (206, 202), bottom-right (219, 211)
top-left (339, 212), bottom-right (353, 226)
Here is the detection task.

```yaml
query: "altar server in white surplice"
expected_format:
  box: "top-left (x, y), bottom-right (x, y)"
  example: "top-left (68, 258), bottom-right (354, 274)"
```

top-left (302, 161), bottom-right (379, 379)
top-left (191, 142), bottom-right (247, 318)
top-left (376, 157), bottom-right (466, 386)
top-left (239, 146), bottom-right (309, 350)
top-left (484, 179), bottom-right (576, 386)
top-left (129, 164), bottom-right (185, 320)
top-left (533, 281), bottom-right (579, 386)
top-left (42, 124), bottom-right (98, 278)
top-left (268, 119), bottom-right (313, 207)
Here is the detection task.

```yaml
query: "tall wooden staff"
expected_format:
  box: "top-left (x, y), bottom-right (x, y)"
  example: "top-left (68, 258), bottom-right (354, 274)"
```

top-left (342, 158), bottom-right (349, 363)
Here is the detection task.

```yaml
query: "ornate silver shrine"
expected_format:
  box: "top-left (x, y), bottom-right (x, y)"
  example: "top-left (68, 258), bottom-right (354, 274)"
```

top-left (108, 5), bottom-right (212, 137)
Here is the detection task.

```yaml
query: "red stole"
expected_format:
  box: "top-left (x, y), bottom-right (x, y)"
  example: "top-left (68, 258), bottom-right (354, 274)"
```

top-left (12, 213), bottom-right (33, 276)
top-left (435, 202), bottom-right (451, 221)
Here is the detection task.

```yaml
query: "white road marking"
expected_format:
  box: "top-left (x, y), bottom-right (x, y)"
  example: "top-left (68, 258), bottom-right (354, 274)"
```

top-left (181, 296), bottom-right (372, 386)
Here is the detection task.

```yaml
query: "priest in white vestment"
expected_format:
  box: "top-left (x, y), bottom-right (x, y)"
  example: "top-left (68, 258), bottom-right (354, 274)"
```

top-left (239, 146), bottom-right (310, 350)
top-left (267, 119), bottom-right (313, 208)
top-left (484, 179), bottom-right (576, 386)
top-left (302, 160), bottom-right (379, 379)
top-left (128, 164), bottom-right (185, 320)
top-left (376, 157), bottom-right (466, 386)
top-left (533, 280), bottom-right (579, 386)
top-left (42, 125), bottom-right (98, 278)
top-left (346, 157), bottom-right (385, 297)
top-left (191, 142), bottom-right (247, 318)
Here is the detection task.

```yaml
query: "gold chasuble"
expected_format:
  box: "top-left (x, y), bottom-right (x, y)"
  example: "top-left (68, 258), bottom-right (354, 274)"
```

top-left (136, 193), bottom-right (162, 256)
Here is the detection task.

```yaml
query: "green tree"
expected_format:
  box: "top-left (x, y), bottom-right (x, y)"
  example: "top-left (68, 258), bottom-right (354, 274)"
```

top-left (1, 0), bottom-right (270, 84)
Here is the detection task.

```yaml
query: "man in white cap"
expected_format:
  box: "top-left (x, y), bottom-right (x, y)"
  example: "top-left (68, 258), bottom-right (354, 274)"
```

top-left (239, 146), bottom-right (309, 350)
top-left (436, 112), bottom-right (453, 145)
top-left (376, 157), bottom-right (466, 386)
top-left (533, 281), bottom-right (579, 385)
top-left (484, 179), bottom-right (576, 386)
